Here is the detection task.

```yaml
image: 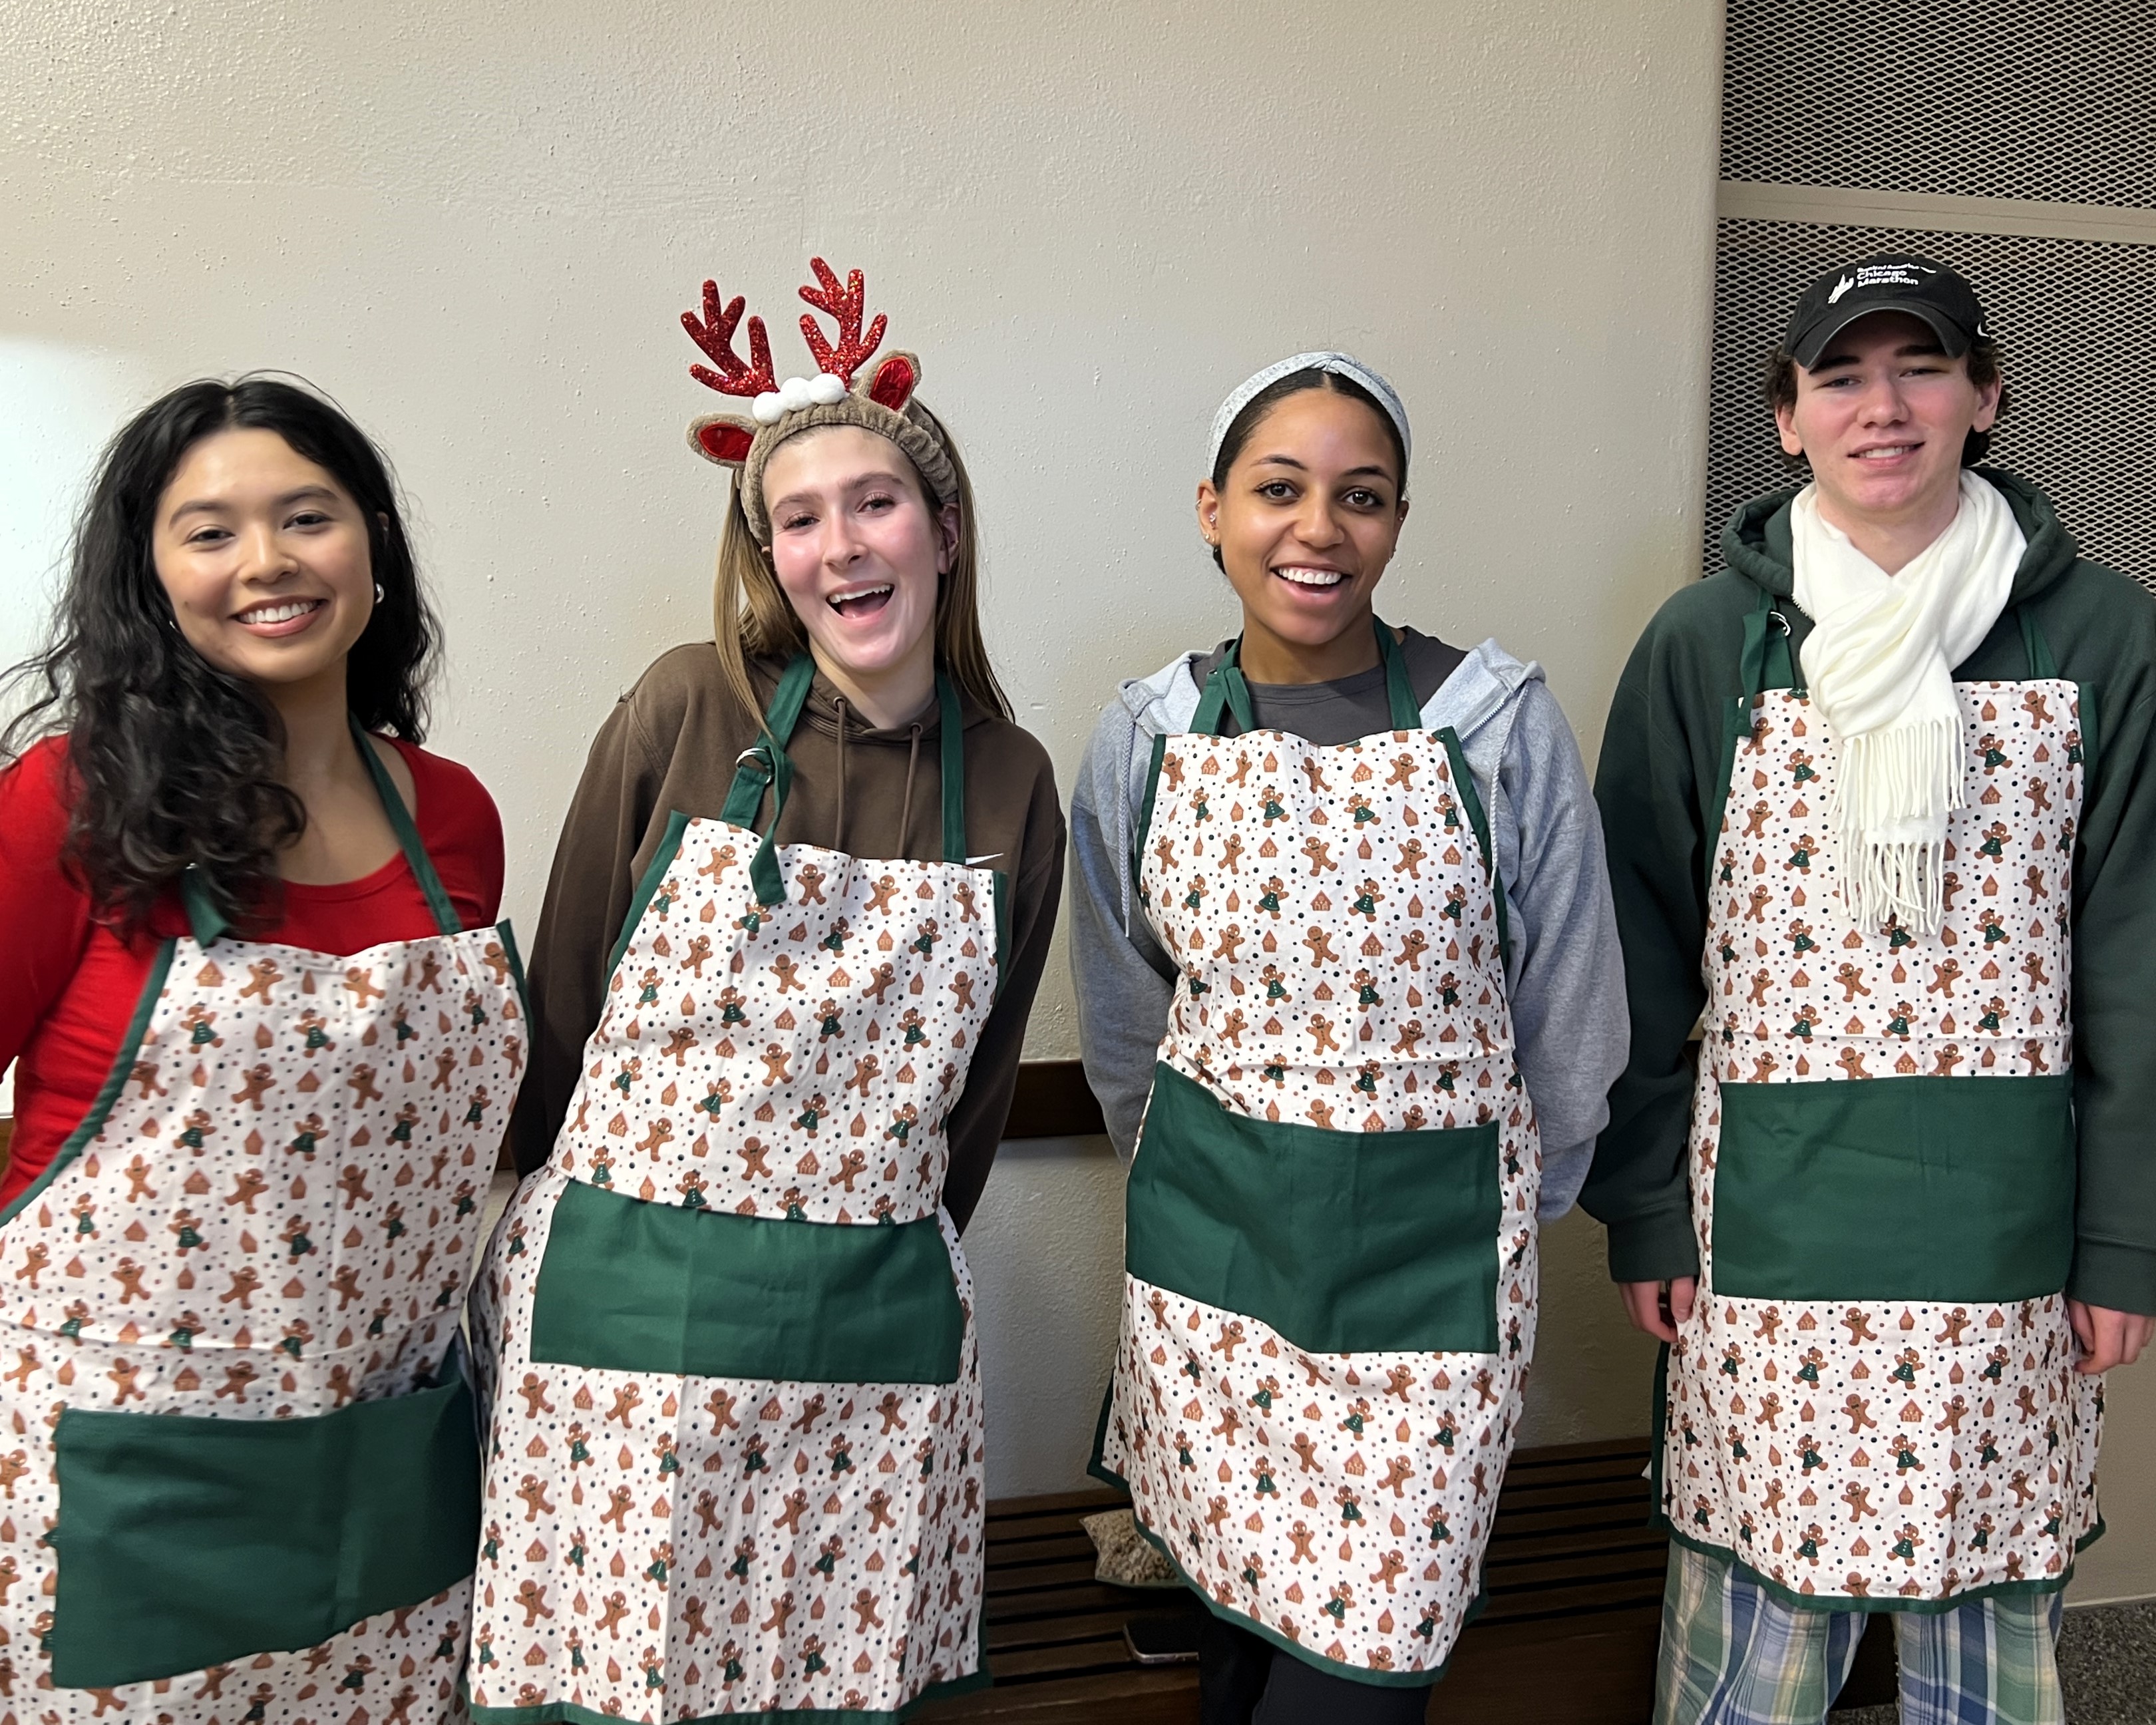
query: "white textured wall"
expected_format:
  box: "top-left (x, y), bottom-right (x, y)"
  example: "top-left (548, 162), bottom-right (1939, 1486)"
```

top-left (0, 0), bottom-right (1726, 1022)
top-left (2, 2), bottom-right (1743, 1511)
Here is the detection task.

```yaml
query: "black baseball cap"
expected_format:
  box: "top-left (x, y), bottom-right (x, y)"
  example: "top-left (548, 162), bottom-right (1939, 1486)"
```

top-left (1781, 254), bottom-right (1988, 369)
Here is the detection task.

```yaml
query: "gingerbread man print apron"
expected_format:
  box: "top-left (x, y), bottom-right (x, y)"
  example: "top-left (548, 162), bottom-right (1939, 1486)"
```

top-left (467, 658), bottom-right (1003, 1721)
top-left (1662, 596), bottom-right (2103, 1610)
top-left (1091, 621), bottom-right (1538, 1688)
top-left (0, 721), bottom-right (525, 1715)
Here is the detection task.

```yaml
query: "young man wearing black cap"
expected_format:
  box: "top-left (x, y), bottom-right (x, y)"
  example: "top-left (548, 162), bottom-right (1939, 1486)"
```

top-left (1586, 255), bottom-right (2156, 1724)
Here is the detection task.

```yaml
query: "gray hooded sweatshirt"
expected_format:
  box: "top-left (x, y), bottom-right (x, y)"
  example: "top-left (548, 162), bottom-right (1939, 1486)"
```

top-left (1068, 632), bottom-right (1628, 1219)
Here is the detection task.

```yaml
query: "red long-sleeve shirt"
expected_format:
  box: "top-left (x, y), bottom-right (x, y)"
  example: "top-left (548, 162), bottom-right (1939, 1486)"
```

top-left (0, 735), bottom-right (504, 1205)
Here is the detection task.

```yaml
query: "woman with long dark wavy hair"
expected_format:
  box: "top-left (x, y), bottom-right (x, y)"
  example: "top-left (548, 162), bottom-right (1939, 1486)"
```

top-left (0, 376), bottom-right (524, 1710)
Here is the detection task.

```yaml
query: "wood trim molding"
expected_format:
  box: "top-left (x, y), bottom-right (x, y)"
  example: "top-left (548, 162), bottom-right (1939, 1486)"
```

top-left (1718, 179), bottom-right (2156, 248)
top-left (1002, 1059), bottom-right (1108, 1142)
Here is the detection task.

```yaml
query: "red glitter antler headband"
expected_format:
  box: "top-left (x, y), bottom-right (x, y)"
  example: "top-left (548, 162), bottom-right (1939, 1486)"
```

top-left (681, 284), bottom-right (777, 403)
top-left (683, 259), bottom-right (924, 471)
top-left (798, 259), bottom-right (888, 384)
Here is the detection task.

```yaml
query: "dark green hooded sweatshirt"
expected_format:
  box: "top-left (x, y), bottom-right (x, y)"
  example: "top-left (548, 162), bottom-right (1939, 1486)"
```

top-left (1584, 469), bottom-right (2156, 1315)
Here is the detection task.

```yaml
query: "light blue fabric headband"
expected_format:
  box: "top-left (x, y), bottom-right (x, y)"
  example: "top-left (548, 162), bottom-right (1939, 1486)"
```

top-left (1206, 351), bottom-right (1412, 473)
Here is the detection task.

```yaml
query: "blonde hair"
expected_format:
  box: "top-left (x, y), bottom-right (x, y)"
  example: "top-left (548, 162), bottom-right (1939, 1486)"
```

top-left (711, 409), bottom-right (1011, 731)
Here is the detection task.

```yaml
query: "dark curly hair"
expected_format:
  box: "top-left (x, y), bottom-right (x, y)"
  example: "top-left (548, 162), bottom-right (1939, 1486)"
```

top-left (0, 375), bottom-right (439, 936)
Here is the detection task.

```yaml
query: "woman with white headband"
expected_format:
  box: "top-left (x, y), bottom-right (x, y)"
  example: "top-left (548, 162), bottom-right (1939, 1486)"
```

top-left (1071, 355), bottom-right (1628, 1718)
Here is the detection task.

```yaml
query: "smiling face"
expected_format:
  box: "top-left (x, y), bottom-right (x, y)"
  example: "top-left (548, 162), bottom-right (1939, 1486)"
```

top-left (152, 427), bottom-right (377, 699)
top-left (1777, 310), bottom-right (2000, 536)
top-left (761, 425), bottom-right (956, 722)
top-left (1198, 388), bottom-right (1408, 681)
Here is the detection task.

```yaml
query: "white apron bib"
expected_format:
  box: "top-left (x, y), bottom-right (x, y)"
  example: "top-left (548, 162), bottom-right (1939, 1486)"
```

top-left (1092, 622), bottom-right (1539, 1688)
top-left (1662, 597), bottom-right (2102, 1609)
top-left (467, 660), bottom-right (1003, 1720)
top-left (0, 721), bottom-right (525, 1714)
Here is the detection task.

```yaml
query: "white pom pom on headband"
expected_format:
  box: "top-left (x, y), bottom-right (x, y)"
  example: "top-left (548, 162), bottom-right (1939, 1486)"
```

top-left (753, 371), bottom-right (848, 424)
top-left (1207, 351), bottom-right (1412, 475)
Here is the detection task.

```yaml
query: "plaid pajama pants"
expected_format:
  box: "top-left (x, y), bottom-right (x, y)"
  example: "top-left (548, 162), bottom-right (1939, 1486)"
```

top-left (1656, 1544), bottom-right (2066, 1725)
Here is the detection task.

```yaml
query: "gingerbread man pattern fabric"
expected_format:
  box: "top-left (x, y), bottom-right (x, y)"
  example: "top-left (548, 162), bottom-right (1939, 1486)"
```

top-left (1666, 620), bottom-right (2101, 1609)
top-left (0, 851), bottom-right (524, 1710)
top-left (468, 664), bottom-right (1001, 1720)
top-left (1093, 626), bottom-right (1538, 1686)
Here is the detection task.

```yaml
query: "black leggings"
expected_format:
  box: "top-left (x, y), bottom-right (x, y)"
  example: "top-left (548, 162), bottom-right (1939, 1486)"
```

top-left (1198, 1611), bottom-right (1435, 1725)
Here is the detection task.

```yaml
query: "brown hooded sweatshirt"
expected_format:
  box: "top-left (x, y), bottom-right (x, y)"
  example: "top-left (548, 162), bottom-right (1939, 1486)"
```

top-left (509, 643), bottom-right (1065, 1230)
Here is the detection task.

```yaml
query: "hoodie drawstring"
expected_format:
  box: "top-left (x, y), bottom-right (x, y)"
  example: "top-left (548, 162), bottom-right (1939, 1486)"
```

top-left (832, 697), bottom-right (848, 853)
top-left (899, 723), bottom-right (923, 858)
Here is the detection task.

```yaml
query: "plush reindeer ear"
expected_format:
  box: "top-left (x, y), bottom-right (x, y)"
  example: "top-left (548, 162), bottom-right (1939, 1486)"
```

top-left (689, 414), bottom-right (756, 467)
top-left (864, 351), bottom-right (921, 412)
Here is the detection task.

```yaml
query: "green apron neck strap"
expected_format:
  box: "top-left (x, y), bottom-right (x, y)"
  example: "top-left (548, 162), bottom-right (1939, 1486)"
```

top-left (721, 654), bottom-right (816, 907)
top-left (1191, 640), bottom-right (1258, 738)
top-left (1437, 725), bottom-right (1510, 969)
top-left (349, 715), bottom-right (460, 936)
top-left (178, 869), bottom-right (230, 946)
top-left (183, 721), bottom-right (460, 947)
top-left (1373, 618), bottom-right (1420, 729)
top-left (2017, 607), bottom-right (2060, 680)
top-left (937, 673), bottom-right (966, 865)
top-left (1193, 618), bottom-right (1411, 737)
top-left (1739, 587), bottom-right (1797, 697)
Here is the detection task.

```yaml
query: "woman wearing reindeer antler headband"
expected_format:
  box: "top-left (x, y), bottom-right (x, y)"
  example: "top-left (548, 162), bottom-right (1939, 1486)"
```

top-left (464, 262), bottom-right (1064, 1717)
top-left (1070, 357), bottom-right (1628, 1716)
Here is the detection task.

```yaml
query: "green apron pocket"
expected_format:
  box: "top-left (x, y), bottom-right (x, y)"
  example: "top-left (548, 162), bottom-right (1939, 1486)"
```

top-left (49, 1362), bottom-right (480, 1688)
top-left (530, 1179), bottom-right (964, 1384)
top-left (1712, 1074), bottom-right (2075, 1302)
top-left (1126, 1061), bottom-right (1503, 1355)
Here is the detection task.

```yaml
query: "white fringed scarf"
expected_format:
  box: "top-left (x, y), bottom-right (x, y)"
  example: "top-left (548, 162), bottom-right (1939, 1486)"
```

top-left (1791, 471), bottom-right (2025, 934)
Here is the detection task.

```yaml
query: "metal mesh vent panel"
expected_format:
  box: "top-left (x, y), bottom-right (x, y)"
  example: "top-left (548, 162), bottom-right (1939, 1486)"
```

top-left (1720, 0), bottom-right (2156, 208)
top-left (1706, 220), bottom-right (2156, 590)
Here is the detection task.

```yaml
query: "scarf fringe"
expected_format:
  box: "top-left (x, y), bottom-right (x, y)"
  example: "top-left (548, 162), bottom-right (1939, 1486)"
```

top-left (1828, 715), bottom-right (1966, 931)
top-left (1831, 717), bottom-right (1960, 934)
top-left (1843, 833), bottom-right (1947, 936)
top-left (1831, 717), bottom-right (1966, 827)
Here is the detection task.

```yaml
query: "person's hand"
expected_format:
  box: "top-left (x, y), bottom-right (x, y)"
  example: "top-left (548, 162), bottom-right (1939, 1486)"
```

top-left (2067, 1300), bottom-right (2155, 1374)
top-left (1620, 1277), bottom-right (1698, 1344)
